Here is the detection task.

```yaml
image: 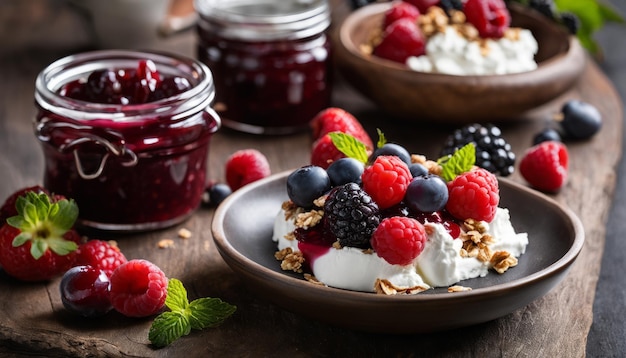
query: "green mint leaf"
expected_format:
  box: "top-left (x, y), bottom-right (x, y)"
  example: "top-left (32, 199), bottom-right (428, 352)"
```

top-left (149, 279), bottom-right (236, 348)
top-left (376, 128), bottom-right (387, 149)
top-left (554, 0), bottom-right (624, 54)
top-left (438, 143), bottom-right (476, 182)
top-left (165, 278), bottom-right (189, 312)
top-left (148, 311), bottom-right (191, 348)
top-left (328, 132), bottom-right (369, 164)
top-left (187, 298), bottom-right (237, 330)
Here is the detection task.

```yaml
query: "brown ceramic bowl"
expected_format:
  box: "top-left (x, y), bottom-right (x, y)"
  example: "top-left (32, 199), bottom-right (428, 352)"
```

top-left (333, 3), bottom-right (586, 122)
top-left (211, 171), bottom-right (584, 334)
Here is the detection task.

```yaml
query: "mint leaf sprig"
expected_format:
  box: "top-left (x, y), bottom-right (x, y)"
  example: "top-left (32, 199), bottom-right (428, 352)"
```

top-left (328, 132), bottom-right (370, 164)
top-left (437, 143), bottom-right (476, 182)
top-left (148, 278), bottom-right (236, 348)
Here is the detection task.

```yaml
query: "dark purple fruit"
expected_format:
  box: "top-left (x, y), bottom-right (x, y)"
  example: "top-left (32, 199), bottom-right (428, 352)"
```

top-left (60, 265), bottom-right (112, 318)
top-left (560, 100), bottom-right (602, 140)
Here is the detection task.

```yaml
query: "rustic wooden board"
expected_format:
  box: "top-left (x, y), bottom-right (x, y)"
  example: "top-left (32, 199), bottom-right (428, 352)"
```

top-left (0, 1), bottom-right (622, 357)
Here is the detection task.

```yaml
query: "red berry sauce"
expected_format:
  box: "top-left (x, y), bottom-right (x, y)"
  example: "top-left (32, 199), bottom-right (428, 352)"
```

top-left (35, 52), bottom-right (219, 231)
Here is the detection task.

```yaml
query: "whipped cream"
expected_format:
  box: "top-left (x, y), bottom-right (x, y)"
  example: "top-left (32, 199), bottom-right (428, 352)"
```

top-left (406, 27), bottom-right (538, 76)
top-left (273, 207), bottom-right (528, 292)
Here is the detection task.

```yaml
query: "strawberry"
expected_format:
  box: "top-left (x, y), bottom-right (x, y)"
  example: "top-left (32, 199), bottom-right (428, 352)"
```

top-left (519, 141), bottom-right (568, 192)
top-left (0, 191), bottom-right (81, 281)
top-left (464, 0), bottom-right (510, 39)
top-left (311, 133), bottom-right (347, 169)
top-left (0, 185), bottom-right (48, 224)
top-left (310, 107), bottom-right (373, 150)
top-left (373, 17), bottom-right (426, 63)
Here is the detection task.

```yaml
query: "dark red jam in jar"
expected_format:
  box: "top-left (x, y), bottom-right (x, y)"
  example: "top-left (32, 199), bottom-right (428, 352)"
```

top-left (195, 0), bottom-right (332, 135)
top-left (34, 50), bottom-right (220, 231)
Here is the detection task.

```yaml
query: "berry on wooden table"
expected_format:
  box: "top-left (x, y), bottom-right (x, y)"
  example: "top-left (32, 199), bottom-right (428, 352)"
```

top-left (225, 149), bottom-right (271, 191)
top-left (109, 259), bottom-right (168, 318)
top-left (560, 100), bottom-right (602, 140)
top-left (0, 191), bottom-right (80, 281)
top-left (446, 168), bottom-right (500, 222)
top-left (74, 240), bottom-right (127, 278)
top-left (371, 216), bottom-right (427, 265)
top-left (0, 185), bottom-right (48, 224)
top-left (519, 141), bottom-right (569, 192)
top-left (60, 265), bottom-right (113, 318)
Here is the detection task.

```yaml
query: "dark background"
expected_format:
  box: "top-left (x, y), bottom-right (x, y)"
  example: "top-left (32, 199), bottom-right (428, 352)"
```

top-left (588, 0), bottom-right (626, 356)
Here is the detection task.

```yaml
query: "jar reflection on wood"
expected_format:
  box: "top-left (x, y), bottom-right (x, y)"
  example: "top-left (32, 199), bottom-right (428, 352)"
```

top-left (34, 50), bottom-right (220, 232)
top-left (195, 0), bottom-right (333, 135)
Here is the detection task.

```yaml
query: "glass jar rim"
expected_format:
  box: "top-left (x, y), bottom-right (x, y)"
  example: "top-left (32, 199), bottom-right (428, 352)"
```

top-left (195, 0), bottom-right (330, 41)
top-left (35, 49), bottom-right (216, 123)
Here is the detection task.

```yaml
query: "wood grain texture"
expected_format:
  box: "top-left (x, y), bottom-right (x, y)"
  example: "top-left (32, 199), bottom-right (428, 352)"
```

top-left (0, 1), bottom-right (622, 357)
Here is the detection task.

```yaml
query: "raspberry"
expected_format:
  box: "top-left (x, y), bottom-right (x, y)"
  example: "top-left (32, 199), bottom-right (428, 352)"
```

top-left (519, 141), bottom-right (568, 192)
top-left (311, 133), bottom-right (347, 169)
top-left (109, 259), bottom-right (168, 317)
top-left (0, 185), bottom-right (48, 224)
top-left (74, 240), bottom-right (128, 278)
top-left (383, 2), bottom-right (421, 28)
top-left (403, 0), bottom-right (440, 14)
top-left (371, 216), bottom-right (427, 265)
top-left (464, 0), bottom-right (510, 39)
top-left (324, 183), bottom-right (381, 248)
top-left (373, 17), bottom-right (426, 64)
top-left (310, 107), bottom-right (373, 150)
top-left (446, 168), bottom-right (499, 222)
top-left (225, 149), bottom-right (271, 191)
top-left (361, 156), bottom-right (412, 210)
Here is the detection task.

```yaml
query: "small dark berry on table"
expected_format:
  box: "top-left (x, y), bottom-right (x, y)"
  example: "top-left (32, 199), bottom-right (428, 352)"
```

top-left (207, 183), bottom-right (232, 207)
top-left (560, 100), bottom-right (602, 139)
top-left (560, 12), bottom-right (581, 35)
top-left (533, 128), bottom-right (562, 145)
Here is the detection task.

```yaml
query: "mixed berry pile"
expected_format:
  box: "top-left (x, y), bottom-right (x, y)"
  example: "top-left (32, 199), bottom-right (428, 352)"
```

top-left (286, 108), bottom-right (501, 265)
top-left (369, 0), bottom-right (512, 64)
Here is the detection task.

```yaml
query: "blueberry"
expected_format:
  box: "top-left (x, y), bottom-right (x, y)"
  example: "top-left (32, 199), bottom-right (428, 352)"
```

top-left (408, 163), bottom-right (428, 177)
top-left (287, 165), bottom-right (331, 208)
top-left (326, 158), bottom-right (364, 186)
top-left (404, 175), bottom-right (448, 213)
top-left (533, 128), bottom-right (562, 145)
top-left (371, 143), bottom-right (411, 164)
top-left (560, 100), bottom-right (602, 139)
top-left (208, 183), bottom-right (232, 206)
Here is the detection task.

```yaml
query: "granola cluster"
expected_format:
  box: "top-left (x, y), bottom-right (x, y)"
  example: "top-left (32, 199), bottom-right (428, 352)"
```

top-left (460, 218), bottom-right (518, 273)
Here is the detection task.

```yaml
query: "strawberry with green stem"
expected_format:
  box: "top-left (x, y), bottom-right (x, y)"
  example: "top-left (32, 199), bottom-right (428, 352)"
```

top-left (0, 191), bottom-right (81, 281)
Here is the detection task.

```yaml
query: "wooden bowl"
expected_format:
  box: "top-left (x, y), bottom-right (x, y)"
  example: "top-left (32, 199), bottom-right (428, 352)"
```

top-left (333, 3), bottom-right (586, 122)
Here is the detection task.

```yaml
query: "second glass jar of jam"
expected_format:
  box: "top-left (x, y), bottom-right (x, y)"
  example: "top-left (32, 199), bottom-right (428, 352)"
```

top-left (34, 50), bottom-right (220, 231)
top-left (195, 0), bottom-right (332, 135)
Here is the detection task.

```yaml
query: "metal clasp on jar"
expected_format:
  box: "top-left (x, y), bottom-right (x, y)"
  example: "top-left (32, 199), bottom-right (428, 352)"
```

top-left (36, 118), bottom-right (138, 180)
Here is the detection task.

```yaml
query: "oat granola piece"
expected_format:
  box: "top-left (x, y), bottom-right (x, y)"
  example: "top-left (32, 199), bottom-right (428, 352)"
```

top-left (275, 247), bottom-right (305, 273)
top-left (158, 239), bottom-right (175, 249)
top-left (281, 200), bottom-right (300, 221)
top-left (448, 285), bottom-right (472, 293)
top-left (177, 228), bottom-right (192, 239)
top-left (490, 250), bottom-right (518, 274)
top-left (295, 209), bottom-right (324, 229)
top-left (374, 278), bottom-right (429, 295)
top-left (304, 273), bottom-right (323, 285)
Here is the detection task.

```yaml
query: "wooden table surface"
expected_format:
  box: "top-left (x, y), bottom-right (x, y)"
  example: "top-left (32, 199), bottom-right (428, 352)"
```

top-left (0, 1), bottom-right (623, 357)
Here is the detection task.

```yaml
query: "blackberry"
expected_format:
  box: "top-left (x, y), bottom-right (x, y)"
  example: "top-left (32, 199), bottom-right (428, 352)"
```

top-left (324, 183), bottom-right (380, 249)
top-left (441, 123), bottom-right (516, 176)
top-left (528, 0), bottom-right (556, 20)
top-left (560, 12), bottom-right (580, 35)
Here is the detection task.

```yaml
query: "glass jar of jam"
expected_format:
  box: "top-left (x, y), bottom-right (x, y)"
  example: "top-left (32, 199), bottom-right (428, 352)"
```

top-left (34, 50), bottom-right (220, 231)
top-left (195, 0), bottom-right (332, 135)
